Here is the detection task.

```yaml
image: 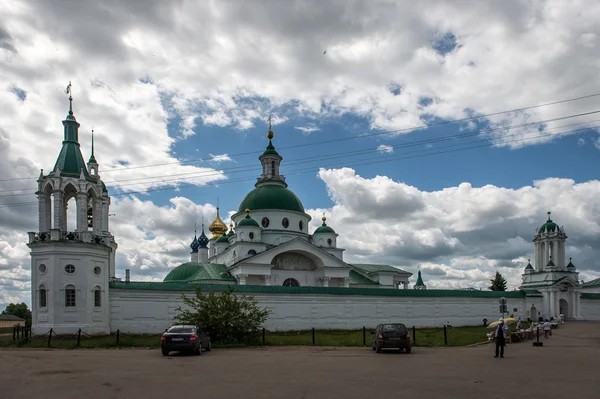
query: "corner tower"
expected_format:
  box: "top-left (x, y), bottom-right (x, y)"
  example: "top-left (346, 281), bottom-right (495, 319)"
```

top-left (27, 89), bottom-right (117, 335)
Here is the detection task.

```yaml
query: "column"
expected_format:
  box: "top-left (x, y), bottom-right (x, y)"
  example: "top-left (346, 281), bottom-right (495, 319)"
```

top-left (403, 282), bottom-right (408, 289)
top-left (93, 198), bottom-right (102, 234)
top-left (75, 193), bottom-right (87, 232)
top-left (571, 291), bottom-right (577, 319)
top-left (52, 190), bottom-right (63, 231)
top-left (343, 278), bottom-right (350, 288)
top-left (264, 275), bottom-right (271, 286)
top-left (575, 291), bottom-right (581, 318)
top-left (550, 291), bottom-right (556, 317)
top-left (237, 274), bottom-right (247, 285)
top-left (322, 277), bottom-right (330, 287)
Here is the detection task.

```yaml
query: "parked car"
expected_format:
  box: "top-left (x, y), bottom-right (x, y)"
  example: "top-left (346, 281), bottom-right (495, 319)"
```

top-left (371, 323), bottom-right (412, 353)
top-left (160, 325), bottom-right (212, 356)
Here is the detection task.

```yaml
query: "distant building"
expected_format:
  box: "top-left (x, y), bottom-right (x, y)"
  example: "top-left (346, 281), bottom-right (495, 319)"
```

top-left (0, 314), bottom-right (26, 328)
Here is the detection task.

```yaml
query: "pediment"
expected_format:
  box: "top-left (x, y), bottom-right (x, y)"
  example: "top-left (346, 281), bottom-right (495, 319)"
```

top-left (236, 237), bottom-right (350, 270)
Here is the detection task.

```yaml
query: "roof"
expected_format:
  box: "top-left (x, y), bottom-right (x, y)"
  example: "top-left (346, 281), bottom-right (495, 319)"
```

top-left (349, 270), bottom-right (378, 286)
top-left (521, 288), bottom-right (542, 296)
top-left (0, 314), bottom-right (25, 321)
top-left (238, 213), bottom-right (260, 228)
top-left (415, 270), bottom-right (425, 287)
top-left (582, 278), bottom-right (600, 288)
top-left (110, 281), bottom-right (527, 298)
top-left (314, 219), bottom-right (336, 235)
top-left (163, 263), bottom-right (236, 282)
top-left (582, 293), bottom-right (600, 300)
top-left (525, 262), bottom-right (533, 270)
top-left (261, 139), bottom-right (280, 156)
top-left (50, 110), bottom-right (94, 181)
top-left (238, 184), bottom-right (305, 213)
top-left (521, 276), bottom-right (579, 289)
top-left (350, 263), bottom-right (411, 275)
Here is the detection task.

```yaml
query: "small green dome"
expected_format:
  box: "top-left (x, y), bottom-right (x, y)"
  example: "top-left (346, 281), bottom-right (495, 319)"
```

top-left (567, 258), bottom-right (576, 269)
top-left (164, 262), bottom-right (202, 282)
top-left (538, 213), bottom-right (559, 234)
top-left (525, 261), bottom-right (533, 270)
top-left (238, 184), bottom-right (304, 213)
top-left (238, 212), bottom-right (260, 227)
top-left (216, 234), bottom-right (230, 244)
top-left (314, 217), bottom-right (335, 234)
top-left (262, 139), bottom-right (280, 156)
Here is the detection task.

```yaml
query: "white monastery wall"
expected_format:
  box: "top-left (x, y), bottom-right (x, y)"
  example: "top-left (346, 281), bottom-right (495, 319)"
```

top-left (580, 299), bottom-right (600, 320)
top-left (109, 289), bottom-right (531, 334)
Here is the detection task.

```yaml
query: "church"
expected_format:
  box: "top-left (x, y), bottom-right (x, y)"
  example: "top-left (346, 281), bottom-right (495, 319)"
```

top-left (27, 97), bottom-right (600, 335)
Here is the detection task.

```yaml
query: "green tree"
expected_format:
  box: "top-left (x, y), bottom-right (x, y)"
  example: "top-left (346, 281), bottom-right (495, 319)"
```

top-left (174, 286), bottom-right (270, 344)
top-left (2, 302), bottom-right (32, 324)
top-left (489, 271), bottom-right (508, 291)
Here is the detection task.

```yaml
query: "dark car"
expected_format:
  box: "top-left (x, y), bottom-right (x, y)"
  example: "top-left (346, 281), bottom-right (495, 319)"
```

top-left (371, 323), bottom-right (412, 353)
top-left (160, 325), bottom-right (212, 356)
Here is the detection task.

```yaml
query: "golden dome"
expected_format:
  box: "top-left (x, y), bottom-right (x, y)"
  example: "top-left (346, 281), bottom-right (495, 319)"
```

top-left (208, 207), bottom-right (228, 239)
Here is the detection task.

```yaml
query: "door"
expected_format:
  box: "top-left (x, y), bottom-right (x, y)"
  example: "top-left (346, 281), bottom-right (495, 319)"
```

top-left (530, 306), bottom-right (537, 321)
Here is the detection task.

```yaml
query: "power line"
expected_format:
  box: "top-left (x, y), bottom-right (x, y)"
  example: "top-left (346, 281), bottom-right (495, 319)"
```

top-left (1, 123), bottom-right (596, 210)
top-left (1, 110), bottom-right (599, 198)
top-left (1, 90), bottom-right (599, 183)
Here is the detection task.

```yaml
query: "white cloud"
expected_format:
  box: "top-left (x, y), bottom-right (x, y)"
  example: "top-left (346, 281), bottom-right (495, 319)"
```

top-left (208, 153), bottom-right (232, 163)
top-left (295, 125), bottom-right (320, 135)
top-left (377, 144), bottom-right (394, 153)
top-left (578, 137), bottom-right (585, 146)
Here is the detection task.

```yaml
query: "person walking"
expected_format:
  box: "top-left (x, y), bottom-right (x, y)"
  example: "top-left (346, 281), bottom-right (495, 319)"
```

top-left (494, 318), bottom-right (508, 358)
top-left (543, 319), bottom-right (552, 338)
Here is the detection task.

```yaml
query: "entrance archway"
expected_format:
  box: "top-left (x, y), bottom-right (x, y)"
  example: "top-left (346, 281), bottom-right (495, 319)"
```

top-left (530, 306), bottom-right (537, 321)
top-left (559, 299), bottom-right (569, 319)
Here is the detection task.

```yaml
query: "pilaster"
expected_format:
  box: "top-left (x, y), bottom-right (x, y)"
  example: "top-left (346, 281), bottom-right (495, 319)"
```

top-left (237, 274), bottom-right (247, 285)
top-left (321, 277), bottom-right (330, 287)
top-left (264, 275), bottom-right (272, 286)
top-left (52, 190), bottom-right (63, 231)
top-left (75, 192), bottom-right (87, 232)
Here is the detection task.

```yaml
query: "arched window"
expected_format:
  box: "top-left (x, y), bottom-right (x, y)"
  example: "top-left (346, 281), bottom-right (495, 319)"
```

top-left (327, 238), bottom-right (333, 246)
top-left (271, 160), bottom-right (275, 175)
top-left (39, 285), bottom-right (47, 308)
top-left (248, 249), bottom-right (257, 256)
top-left (65, 285), bottom-right (76, 307)
top-left (282, 278), bottom-right (299, 287)
top-left (94, 286), bottom-right (101, 307)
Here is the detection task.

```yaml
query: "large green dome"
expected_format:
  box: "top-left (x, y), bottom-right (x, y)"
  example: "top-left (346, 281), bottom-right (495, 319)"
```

top-left (238, 184), bottom-right (305, 213)
top-left (164, 262), bottom-right (202, 282)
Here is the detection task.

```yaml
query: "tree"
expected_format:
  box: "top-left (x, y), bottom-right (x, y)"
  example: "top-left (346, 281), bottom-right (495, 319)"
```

top-left (174, 286), bottom-right (270, 344)
top-left (2, 303), bottom-right (32, 324)
top-left (489, 271), bottom-right (508, 291)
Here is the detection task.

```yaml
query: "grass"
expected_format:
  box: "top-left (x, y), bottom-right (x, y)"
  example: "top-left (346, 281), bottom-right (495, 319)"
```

top-left (0, 325), bottom-right (495, 349)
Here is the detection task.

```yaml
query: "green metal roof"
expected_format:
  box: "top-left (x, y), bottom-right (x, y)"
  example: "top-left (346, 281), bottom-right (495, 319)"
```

top-left (349, 270), bottom-right (378, 286)
top-left (262, 139), bottom-right (280, 156)
top-left (109, 281), bottom-right (527, 298)
top-left (566, 259), bottom-right (576, 269)
top-left (546, 259), bottom-right (555, 267)
top-left (238, 214), bottom-right (260, 227)
top-left (216, 234), bottom-right (230, 244)
top-left (538, 218), bottom-right (558, 234)
top-left (582, 278), bottom-right (600, 287)
top-left (521, 288), bottom-right (542, 295)
top-left (163, 262), bottom-right (235, 282)
top-left (50, 110), bottom-right (93, 181)
top-left (238, 184), bottom-right (305, 213)
top-left (314, 221), bottom-right (335, 235)
top-left (525, 262), bottom-right (533, 270)
top-left (581, 293), bottom-right (600, 300)
top-left (350, 263), bottom-right (410, 275)
top-left (415, 270), bottom-right (425, 286)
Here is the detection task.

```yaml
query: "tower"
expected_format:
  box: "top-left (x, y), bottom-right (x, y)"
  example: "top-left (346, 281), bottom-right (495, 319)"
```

top-left (256, 116), bottom-right (286, 187)
top-left (413, 270), bottom-right (427, 290)
top-left (533, 212), bottom-right (567, 270)
top-left (27, 90), bottom-right (117, 335)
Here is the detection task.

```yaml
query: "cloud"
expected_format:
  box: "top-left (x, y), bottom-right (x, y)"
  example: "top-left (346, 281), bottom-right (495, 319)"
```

top-left (295, 125), bottom-right (320, 135)
top-left (377, 144), bottom-right (394, 153)
top-left (208, 153), bottom-right (232, 163)
top-left (578, 137), bottom-right (585, 146)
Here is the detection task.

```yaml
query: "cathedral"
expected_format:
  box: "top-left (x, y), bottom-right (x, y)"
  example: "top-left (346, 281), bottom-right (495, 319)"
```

top-left (26, 96), bottom-right (600, 335)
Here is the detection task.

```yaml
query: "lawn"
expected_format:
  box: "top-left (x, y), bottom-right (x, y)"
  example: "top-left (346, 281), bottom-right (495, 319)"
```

top-left (0, 325), bottom-right (493, 349)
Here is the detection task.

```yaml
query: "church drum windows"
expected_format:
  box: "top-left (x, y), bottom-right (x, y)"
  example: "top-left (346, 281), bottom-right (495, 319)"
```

top-left (65, 285), bottom-right (76, 307)
top-left (94, 266), bottom-right (101, 276)
top-left (262, 217), bottom-right (270, 228)
top-left (327, 238), bottom-right (332, 246)
top-left (64, 264), bottom-right (75, 274)
top-left (94, 287), bottom-right (101, 308)
top-left (282, 218), bottom-right (289, 229)
top-left (248, 249), bottom-right (257, 256)
top-left (39, 264), bottom-right (47, 274)
top-left (39, 285), bottom-right (47, 308)
top-left (282, 278), bottom-right (299, 287)
top-left (249, 232), bottom-right (255, 240)
top-left (299, 220), bottom-right (303, 231)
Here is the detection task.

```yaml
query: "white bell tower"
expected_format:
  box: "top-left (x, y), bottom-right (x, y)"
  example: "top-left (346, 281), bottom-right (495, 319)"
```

top-left (27, 89), bottom-right (117, 335)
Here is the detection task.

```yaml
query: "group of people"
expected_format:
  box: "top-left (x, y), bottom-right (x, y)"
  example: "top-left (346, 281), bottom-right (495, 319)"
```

top-left (492, 313), bottom-right (565, 358)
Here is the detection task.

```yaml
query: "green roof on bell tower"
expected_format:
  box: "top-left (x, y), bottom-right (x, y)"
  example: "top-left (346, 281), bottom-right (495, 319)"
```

top-left (50, 94), bottom-right (94, 182)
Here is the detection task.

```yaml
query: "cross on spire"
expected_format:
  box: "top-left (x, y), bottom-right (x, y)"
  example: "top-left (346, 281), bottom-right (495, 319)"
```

top-left (547, 211), bottom-right (551, 220)
top-left (268, 115), bottom-right (273, 131)
top-left (64, 81), bottom-right (73, 114)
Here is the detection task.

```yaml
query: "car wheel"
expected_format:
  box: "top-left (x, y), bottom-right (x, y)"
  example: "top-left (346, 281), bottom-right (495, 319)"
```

top-left (161, 350), bottom-right (169, 356)
top-left (376, 344), bottom-right (381, 353)
top-left (206, 341), bottom-right (211, 352)
top-left (405, 347), bottom-right (412, 354)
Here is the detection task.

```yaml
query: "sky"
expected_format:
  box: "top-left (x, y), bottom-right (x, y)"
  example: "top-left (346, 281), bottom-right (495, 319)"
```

top-left (1, 0), bottom-right (600, 309)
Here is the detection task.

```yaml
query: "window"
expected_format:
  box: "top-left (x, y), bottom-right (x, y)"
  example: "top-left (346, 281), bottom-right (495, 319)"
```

top-left (299, 221), bottom-right (303, 231)
top-left (94, 287), bottom-right (101, 307)
top-left (282, 218), bottom-right (289, 228)
top-left (94, 266), bottom-right (101, 276)
top-left (282, 278), bottom-right (299, 287)
top-left (39, 286), bottom-right (47, 308)
top-left (327, 238), bottom-right (333, 246)
top-left (249, 232), bottom-right (255, 240)
top-left (39, 264), bottom-right (47, 274)
top-left (64, 264), bottom-right (75, 274)
top-left (271, 160), bottom-right (275, 174)
top-left (248, 249), bottom-right (257, 256)
top-left (262, 217), bottom-right (270, 228)
top-left (65, 285), bottom-right (76, 307)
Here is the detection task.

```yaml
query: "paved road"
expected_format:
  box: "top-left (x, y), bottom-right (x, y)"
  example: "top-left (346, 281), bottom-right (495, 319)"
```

top-left (0, 321), bottom-right (597, 399)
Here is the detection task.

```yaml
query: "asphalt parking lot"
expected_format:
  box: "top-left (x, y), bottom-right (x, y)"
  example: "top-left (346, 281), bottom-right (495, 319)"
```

top-left (0, 321), bottom-right (597, 399)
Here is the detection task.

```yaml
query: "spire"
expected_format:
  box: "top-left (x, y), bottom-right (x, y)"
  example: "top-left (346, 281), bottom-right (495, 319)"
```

top-left (197, 222), bottom-right (209, 249)
top-left (256, 114), bottom-right (286, 188)
top-left (414, 269), bottom-right (427, 290)
top-left (547, 211), bottom-right (551, 221)
top-left (88, 128), bottom-right (97, 164)
top-left (51, 83), bottom-right (92, 180)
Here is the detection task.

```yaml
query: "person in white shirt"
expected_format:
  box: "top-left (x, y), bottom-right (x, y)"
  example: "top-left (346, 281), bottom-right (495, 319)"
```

top-left (559, 313), bottom-right (564, 325)
top-left (543, 319), bottom-right (552, 338)
top-left (494, 319), bottom-right (509, 358)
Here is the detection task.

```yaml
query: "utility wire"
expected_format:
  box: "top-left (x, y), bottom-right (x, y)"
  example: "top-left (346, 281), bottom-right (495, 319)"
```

top-left (1, 110), bottom-right (598, 197)
top-left (0, 123), bottom-right (596, 210)
top-left (0, 91), bottom-right (599, 183)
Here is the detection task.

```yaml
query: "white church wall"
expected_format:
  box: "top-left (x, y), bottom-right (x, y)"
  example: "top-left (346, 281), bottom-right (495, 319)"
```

top-left (109, 288), bottom-right (528, 334)
top-left (580, 299), bottom-right (600, 320)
